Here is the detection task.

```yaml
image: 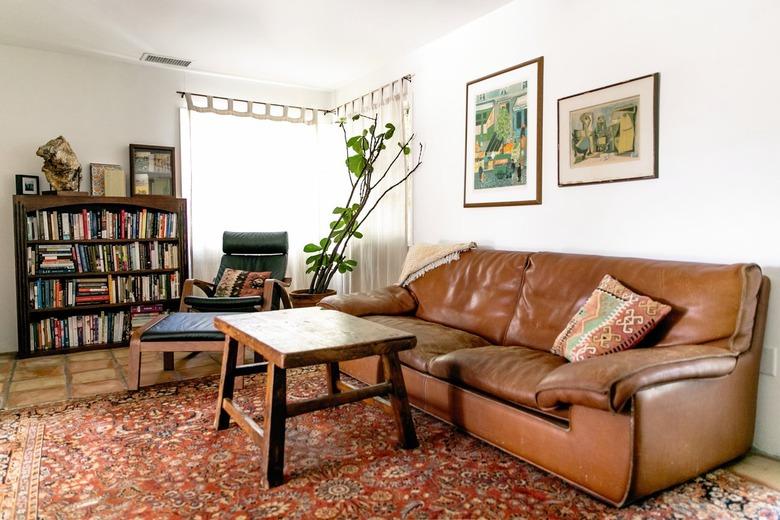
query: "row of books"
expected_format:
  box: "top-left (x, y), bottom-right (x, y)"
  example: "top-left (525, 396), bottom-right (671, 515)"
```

top-left (35, 244), bottom-right (75, 274)
top-left (27, 242), bottom-right (179, 275)
top-left (29, 273), bottom-right (180, 309)
top-left (29, 311), bottom-right (129, 352)
top-left (25, 208), bottom-right (178, 241)
top-left (130, 303), bottom-right (166, 328)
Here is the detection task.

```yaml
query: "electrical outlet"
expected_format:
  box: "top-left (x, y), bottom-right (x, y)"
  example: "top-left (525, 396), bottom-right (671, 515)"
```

top-left (760, 347), bottom-right (777, 377)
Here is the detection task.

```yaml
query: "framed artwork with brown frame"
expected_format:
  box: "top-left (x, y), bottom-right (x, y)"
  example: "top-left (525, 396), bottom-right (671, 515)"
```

top-left (463, 56), bottom-right (543, 208)
top-left (129, 144), bottom-right (176, 196)
top-left (558, 73), bottom-right (659, 187)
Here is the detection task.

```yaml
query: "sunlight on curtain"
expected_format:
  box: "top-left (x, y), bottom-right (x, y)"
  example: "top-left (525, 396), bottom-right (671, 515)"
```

top-left (182, 110), bottom-right (344, 291)
top-left (339, 81), bottom-right (414, 293)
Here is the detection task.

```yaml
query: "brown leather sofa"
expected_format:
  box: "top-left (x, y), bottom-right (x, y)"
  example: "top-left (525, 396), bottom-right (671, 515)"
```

top-left (319, 250), bottom-right (770, 506)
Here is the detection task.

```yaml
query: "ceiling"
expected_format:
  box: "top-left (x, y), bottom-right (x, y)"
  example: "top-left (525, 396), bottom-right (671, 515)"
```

top-left (0, 0), bottom-right (513, 90)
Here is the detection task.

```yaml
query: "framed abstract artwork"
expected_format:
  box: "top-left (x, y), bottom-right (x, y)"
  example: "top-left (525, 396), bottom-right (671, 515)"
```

top-left (558, 73), bottom-right (659, 187)
top-left (463, 56), bottom-right (543, 207)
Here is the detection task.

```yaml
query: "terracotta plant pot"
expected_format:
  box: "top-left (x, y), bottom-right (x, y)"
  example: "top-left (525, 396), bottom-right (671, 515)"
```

top-left (289, 289), bottom-right (337, 309)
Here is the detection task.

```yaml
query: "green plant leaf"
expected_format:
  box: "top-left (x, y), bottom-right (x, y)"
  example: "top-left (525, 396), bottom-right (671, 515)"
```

top-left (319, 237), bottom-right (329, 247)
top-left (384, 123), bottom-right (395, 138)
top-left (346, 136), bottom-right (360, 147)
top-left (303, 243), bottom-right (321, 253)
top-left (332, 207), bottom-right (346, 214)
top-left (306, 265), bottom-right (317, 274)
top-left (338, 264), bottom-right (348, 273)
top-left (344, 259), bottom-right (357, 267)
top-left (369, 124), bottom-right (375, 134)
top-left (353, 231), bottom-right (363, 239)
top-left (346, 155), bottom-right (366, 176)
top-left (352, 114), bottom-right (360, 121)
top-left (305, 255), bottom-right (320, 264)
top-left (403, 146), bottom-right (411, 155)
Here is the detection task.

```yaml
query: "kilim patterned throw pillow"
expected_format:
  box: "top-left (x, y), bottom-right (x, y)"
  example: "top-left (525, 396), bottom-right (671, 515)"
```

top-left (214, 268), bottom-right (272, 297)
top-left (551, 274), bottom-right (672, 362)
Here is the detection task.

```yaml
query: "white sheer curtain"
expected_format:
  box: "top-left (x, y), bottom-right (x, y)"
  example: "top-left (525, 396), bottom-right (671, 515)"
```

top-left (179, 78), bottom-right (413, 295)
top-left (180, 109), bottom-right (345, 291)
top-left (338, 79), bottom-right (414, 293)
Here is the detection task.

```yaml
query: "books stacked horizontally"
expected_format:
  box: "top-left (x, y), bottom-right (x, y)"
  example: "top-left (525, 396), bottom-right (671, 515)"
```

top-left (75, 279), bottom-right (110, 306)
top-left (130, 303), bottom-right (165, 328)
top-left (25, 208), bottom-right (178, 240)
top-left (29, 311), bottom-right (128, 351)
top-left (36, 244), bottom-right (75, 274)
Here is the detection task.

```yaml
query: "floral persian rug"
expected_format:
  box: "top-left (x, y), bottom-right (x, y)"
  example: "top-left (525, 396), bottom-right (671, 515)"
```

top-left (0, 367), bottom-right (778, 519)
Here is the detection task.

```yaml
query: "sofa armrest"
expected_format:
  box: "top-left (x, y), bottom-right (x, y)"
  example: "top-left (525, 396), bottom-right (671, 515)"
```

top-left (318, 285), bottom-right (417, 317)
top-left (535, 345), bottom-right (738, 413)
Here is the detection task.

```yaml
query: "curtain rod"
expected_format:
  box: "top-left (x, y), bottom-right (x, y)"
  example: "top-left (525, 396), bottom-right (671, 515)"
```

top-left (176, 73), bottom-right (413, 114)
top-left (175, 91), bottom-right (331, 113)
top-left (329, 74), bottom-right (413, 114)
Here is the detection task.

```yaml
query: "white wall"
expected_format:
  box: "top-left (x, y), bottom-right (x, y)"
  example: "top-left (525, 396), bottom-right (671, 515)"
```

top-left (336, 0), bottom-right (780, 457)
top-left (0, 43), bottom-right (332, 353)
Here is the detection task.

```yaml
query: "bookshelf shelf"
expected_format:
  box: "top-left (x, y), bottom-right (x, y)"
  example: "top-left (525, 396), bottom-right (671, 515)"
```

top-left (13, 195), bottom-right (189, 358)
top-left (29, 238), bottom-right (179, 245)
top-left (30, 268), bottom-right (179, 280)
top-left (28, 298), bottom-right (179, 315)
top-left (21, 342), bottom-right (128, 359)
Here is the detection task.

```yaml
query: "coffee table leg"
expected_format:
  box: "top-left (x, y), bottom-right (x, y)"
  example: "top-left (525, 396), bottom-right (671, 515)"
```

top-left (381, 352), bottom-right (419, 449)
top-left (262, 362), bottom-right (287, 487)
top-left (214, 337), bottom-right (239, 430)
top-left (325, 362), bottom-right (340, 395)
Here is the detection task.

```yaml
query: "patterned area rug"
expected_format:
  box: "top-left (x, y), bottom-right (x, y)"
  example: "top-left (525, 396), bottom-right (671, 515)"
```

top-left (0, 367), bottom-right (778, 519)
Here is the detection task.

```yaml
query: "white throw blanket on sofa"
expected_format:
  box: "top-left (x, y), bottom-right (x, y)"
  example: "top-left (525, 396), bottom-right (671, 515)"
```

top-left (397, 242), bottom-right (477, 287)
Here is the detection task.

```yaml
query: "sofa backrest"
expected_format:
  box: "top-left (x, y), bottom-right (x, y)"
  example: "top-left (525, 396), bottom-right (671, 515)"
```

top-left (407, 249), bottom-right (529, 344)
top-left (503, 252), bottom-right (763, 353)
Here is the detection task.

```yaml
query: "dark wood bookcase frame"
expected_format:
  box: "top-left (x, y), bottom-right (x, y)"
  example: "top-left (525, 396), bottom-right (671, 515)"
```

top-left (13, 195), bottom-right (189, 358)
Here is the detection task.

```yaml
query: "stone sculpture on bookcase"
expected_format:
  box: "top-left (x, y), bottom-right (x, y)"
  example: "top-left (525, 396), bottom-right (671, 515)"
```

top-left (35, 135), bottom-right (82, 191)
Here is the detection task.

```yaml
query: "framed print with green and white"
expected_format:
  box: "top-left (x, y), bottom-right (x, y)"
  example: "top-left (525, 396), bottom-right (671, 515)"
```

top-left (558, 73), bottom-right (659, 187)
top-left (463, 56), bottom-right (543, 207)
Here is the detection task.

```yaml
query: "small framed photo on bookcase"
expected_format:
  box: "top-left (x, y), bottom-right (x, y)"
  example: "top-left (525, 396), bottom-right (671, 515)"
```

top-left (129, 144), bottom-right (175, 196)
top-left (90, 163), bottom-right (126, 197)
top-left (15, 175), bottom-right (39, 195)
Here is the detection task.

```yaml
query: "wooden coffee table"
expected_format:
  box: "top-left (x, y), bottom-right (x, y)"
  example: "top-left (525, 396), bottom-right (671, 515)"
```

top-left (212, 307), bottom-right (419, 487)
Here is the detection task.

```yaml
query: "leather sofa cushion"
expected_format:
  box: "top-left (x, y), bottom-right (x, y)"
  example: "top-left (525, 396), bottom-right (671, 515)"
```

top-left (505, 252), bottom-right (762, 353)
top-left (407, 249), bottom-right (530, 345)
top-left (535, 344), bottom-right (738, 412)
top-left (362, 315), bottom-right (490, 373)
top-left (428, 345), bottom-right (567, 409)
top-left (319, 286), bottom-right (417, 317)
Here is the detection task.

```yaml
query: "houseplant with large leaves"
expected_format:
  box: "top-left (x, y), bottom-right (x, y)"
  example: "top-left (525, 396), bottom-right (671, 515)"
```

top-left (289, 114), bottom-right (423, 307)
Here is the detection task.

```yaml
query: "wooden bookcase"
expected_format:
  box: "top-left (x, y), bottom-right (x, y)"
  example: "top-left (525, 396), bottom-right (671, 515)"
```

top-left (13, 195), bottom-right (189, 358)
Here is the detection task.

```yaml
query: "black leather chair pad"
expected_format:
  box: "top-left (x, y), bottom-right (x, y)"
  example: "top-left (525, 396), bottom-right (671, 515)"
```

top-left (141, 312), bottom-right (241, 342)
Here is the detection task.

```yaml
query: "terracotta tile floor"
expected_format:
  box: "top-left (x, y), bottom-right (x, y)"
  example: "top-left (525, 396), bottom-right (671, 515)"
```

top-left (0, 350), bottom-right (777, 491)
top-left (0, 348), bottom-right (230, 409)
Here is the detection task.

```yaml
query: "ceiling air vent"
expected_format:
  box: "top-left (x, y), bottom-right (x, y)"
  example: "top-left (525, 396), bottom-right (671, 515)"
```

top-left (140, 53), bottom-right (191, 68)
